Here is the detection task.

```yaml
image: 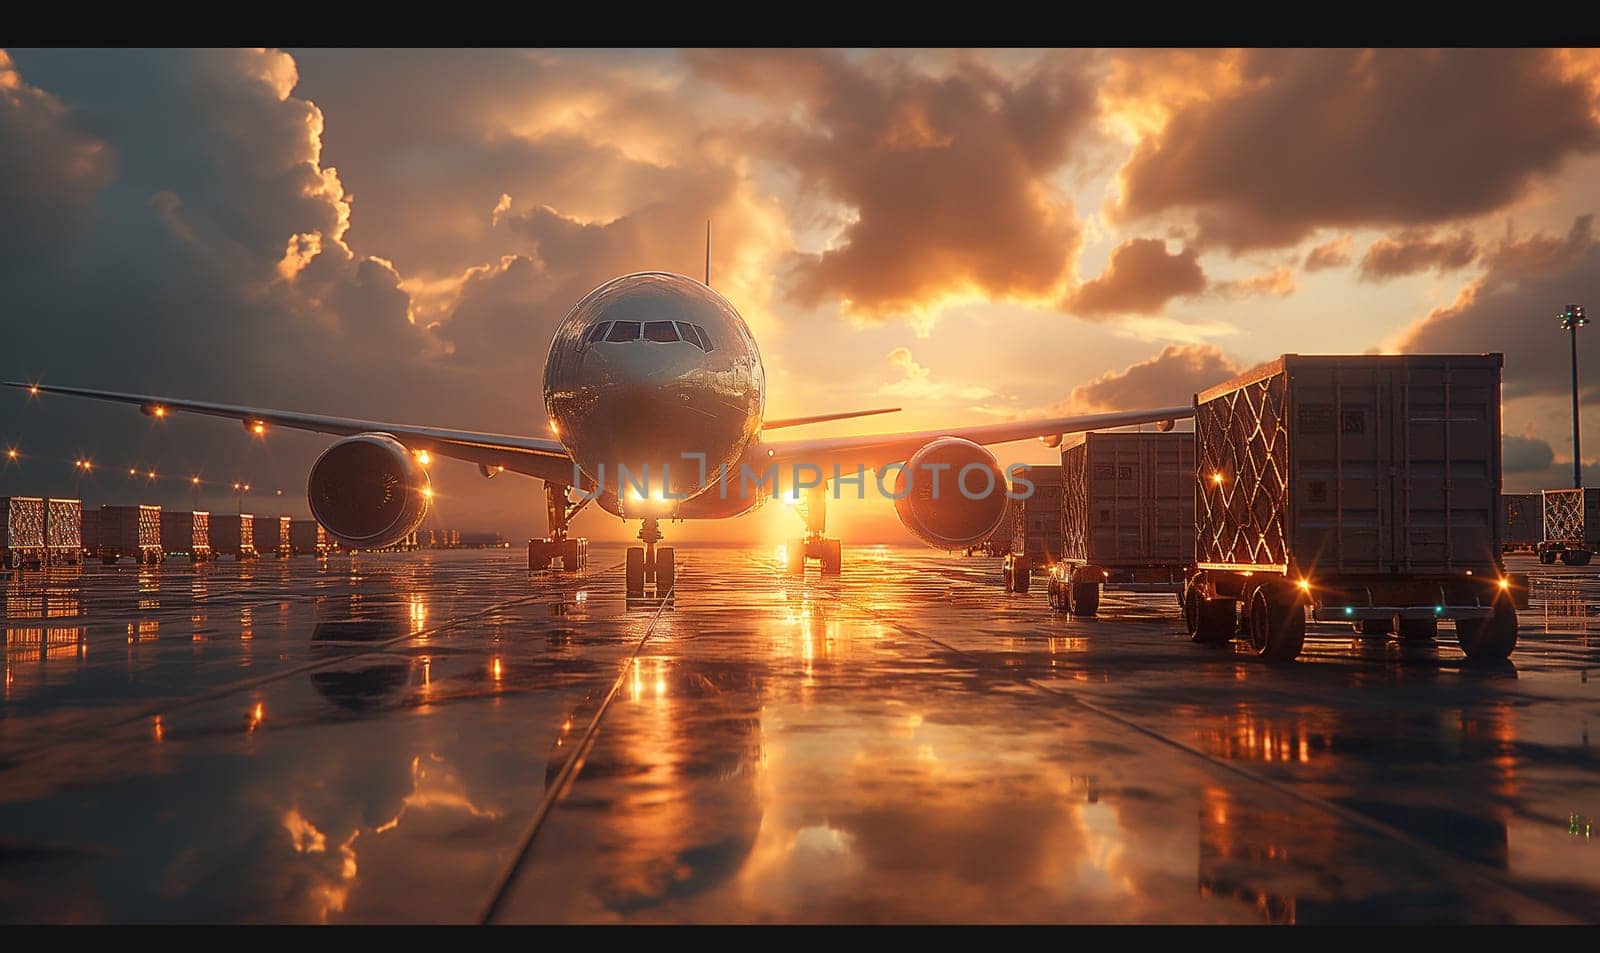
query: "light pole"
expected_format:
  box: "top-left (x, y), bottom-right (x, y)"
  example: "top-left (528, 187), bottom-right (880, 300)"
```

top-left (1562, 304), bottom-right (1589, 489)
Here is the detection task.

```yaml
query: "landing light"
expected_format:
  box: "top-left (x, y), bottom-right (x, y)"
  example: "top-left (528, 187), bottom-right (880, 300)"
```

top-left (415, 450), bottom-right (432, 466)
top-left (248, 420), bottom-right (266, 435)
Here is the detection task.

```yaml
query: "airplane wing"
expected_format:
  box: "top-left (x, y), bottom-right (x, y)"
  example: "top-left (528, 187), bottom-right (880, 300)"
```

top-left (760, 404), bottom-right (1194, 474)
top-left (5, 383), bottom-right (577, 485)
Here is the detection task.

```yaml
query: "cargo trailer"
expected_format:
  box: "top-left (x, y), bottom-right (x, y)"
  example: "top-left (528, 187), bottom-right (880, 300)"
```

top-left (1536, 487), bottom-right (1600, 565)
top-left (99, 505), bottom-right (162, 564)
top-left (0, 497), bottom-right (48, 569)
top-left (290, 519), bottom-right (330, 557)
top-left (1002, 465), bottom-right (1064, 593)
top-left (45, 498), bottom-right (82, 566)
top-left (1046, 432), bottom-right (1194, 616)
top-left (1183, 354), bottom-right (1526, 662)
top-left (210, 513), bottom-right (257, 559)
top-left (254, 515), bottom-right (291, 558)
top-left (1501, 492), bottom-right (1542, 554)
top-left (160, 511), bottom-right (212, 562)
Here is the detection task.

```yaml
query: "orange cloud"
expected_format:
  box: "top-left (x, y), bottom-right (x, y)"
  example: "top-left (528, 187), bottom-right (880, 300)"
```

top-left (1359, 229), bottom-right (1478, 281)
top-left (1067, 237), bottom-right (1205, 316)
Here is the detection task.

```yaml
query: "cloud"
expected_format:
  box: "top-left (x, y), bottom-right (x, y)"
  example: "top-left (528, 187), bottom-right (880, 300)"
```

top-left (1303, 235), bottom-right (1354, 271)
top-left (1359, 229), bottom-right (1479, 281)
top-left (1110, 49), bottom-right (1600, 249)
top-left (0, 50), bottom-right (115, 270)
top-left (877, 346), bottom-right (998, 402)
top-left (1066, 237), bottom-right (1205, 316)
top-left (1213, 265), bottom-right (1296, 300)
top-left (1503, 434), bottom-right (1556, 474)
top-left (1061, 344), bottom-right (1241, 413)
top-left (1393, 216), bottom-right (1598, 402)
top-left (689, 50), bottom-right (1097, 321)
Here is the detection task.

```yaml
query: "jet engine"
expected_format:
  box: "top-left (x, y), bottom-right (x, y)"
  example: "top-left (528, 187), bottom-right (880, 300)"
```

top-left (307, 433), bottom-right (430, 550)
top-left (892, 437), bottom-right (1009, 549)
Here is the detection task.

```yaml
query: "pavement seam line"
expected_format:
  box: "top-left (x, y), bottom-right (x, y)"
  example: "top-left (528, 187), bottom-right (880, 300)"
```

top-left (476, 566), bottom-right (679, 924)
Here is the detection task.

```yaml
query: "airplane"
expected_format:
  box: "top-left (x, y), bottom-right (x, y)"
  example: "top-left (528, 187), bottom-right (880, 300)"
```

top-left (7, 270), bottom-right (1192, 597)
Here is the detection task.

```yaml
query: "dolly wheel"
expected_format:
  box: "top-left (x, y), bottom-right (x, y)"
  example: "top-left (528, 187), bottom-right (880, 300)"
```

top-left (1353, 619), bottom-right (1393, 638)
top-left (1456, 601), bottom-right (1517, 661)
top-left (820, 539), bottom-right (842, 575)
top-left (1190, 593), bottom-right (1235, 644)
top-left (1397, 617), bottom-right (1438, 640)
top-left (1070, 581), bottom-right (1099, 616)
top-left (1248, 585), bottom-right (1305, 663)
top-left (1011, 557), bottom-right (1031, 594)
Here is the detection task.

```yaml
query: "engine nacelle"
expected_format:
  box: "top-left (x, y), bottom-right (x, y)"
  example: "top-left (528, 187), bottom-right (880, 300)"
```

top-left (892, 437), bottom-right (1009, 550)
top-left (307, 433), bottom-right (430, 550)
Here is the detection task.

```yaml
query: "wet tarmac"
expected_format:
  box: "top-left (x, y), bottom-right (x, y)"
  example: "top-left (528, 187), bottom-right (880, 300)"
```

top-left (0, 546), bottom-right (1595, 923)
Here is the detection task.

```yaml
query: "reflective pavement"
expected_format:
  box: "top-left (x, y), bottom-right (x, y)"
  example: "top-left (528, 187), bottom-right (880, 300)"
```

top-left (0, 548), bottom-right (1595, 923)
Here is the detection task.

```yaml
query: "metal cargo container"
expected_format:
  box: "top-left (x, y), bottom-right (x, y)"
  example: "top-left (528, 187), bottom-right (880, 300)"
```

top-left (1185, 354), bottom-right (1524, 663)
top-left (210, 514), bottom-right (257, 558)
top-left (160, 511), bottom-right (212, 561)
top-left (1537, 487), bottom-right (1600, 564)
top-left (81, 508), bottom-right (101, 555)
top-left (1500, 493), bottom-right (1541, 554)
top-left (0, 497), bottom-right (48, 569)
top-left (99, 505), bottom-right (162, 564)
top-left (290, 519), bottom-right (329, 556)
top-left (45, 498), bottom-right (82, 565)
top-left (254, 515), bottom-right (291, 557)
top-left (1047, 432), bottom-right (1194, 615)
top-left (1001, 465), bottom-right (1063, 592)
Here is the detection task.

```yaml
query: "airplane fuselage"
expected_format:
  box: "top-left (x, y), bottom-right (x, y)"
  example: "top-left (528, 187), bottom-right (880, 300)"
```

top-left (543, 272), bottom-right (767, 520)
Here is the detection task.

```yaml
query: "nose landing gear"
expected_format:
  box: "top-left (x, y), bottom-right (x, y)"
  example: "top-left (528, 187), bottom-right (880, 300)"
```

top-left (626, 515), bottom-right (675, 598)
top-left (529, 482), bottom-right (590, 572)
top-left (785, 484), bottom-right (842, 577)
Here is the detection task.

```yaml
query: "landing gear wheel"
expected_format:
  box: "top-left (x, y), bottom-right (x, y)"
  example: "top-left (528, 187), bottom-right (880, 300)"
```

top-left (1456, 600), bottom-right (1518, 661)
top-left (1354, 619), bottom-right (1393, 638)
top-left (1538, 549), bottom-right (1558, 565)
top-left (1069, 581), bottom-right (1099, 616)
top-left (1247, 585), bottom-right (1305, 663)
top-left (820, 539), bottom-right (842, 575)
top-left (1570, 550), bottom-right (1593, 566)
top-left (656, 546), bottom-right (675, 594)
top-left (1398, 617), bottom-right (1438, 640)
top-left (1189, 592), bottom-right (1235, 644)
top-left (625, 546), bottom-right (646, 597)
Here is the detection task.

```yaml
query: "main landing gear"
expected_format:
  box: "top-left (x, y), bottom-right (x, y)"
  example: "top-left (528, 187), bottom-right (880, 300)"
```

top-left (785, 484), bottom-right (842, 577)
top-left (626, 515), bottom-right (675, 598)
top-left (529, 482), bottom-right (589, 572)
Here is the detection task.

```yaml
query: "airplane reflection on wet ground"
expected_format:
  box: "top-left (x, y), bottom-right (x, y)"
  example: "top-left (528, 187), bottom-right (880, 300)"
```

top-left (0, 548), bottom-right (1595, 923)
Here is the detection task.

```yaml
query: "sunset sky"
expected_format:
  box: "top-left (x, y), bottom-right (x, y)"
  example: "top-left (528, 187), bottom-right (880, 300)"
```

top-left (4, 48), bottom-right (1600, 543)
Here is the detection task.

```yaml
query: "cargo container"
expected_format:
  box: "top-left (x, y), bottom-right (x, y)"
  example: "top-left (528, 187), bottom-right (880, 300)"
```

top-left (81, 508), bottom-right (100, 556)
top-left (1183, 355), bottom-right (1525, 662)
top-left (1537, 487), bottom-right (1600, 565)
top-left (254, 514), bottom-right (291, 558)
top-left (1001, 465), bottom-right (1064, 593)
top-left (290, 519), bottom-right (330, 557)
top-left (1046, 432), bottom-right (1195, 616)
top-left (160, 511), bottom-right (212, 562)
top-left (1501, 492), bottom-right (1542, 554)
top-left (0, 497), bottom-right (47, 569)
top-left (45, 498), bottom-right (82, 565)
top-left (210, 513), bottom-right (257, 558)
top-left (99, 505), bottom-right (162, 564)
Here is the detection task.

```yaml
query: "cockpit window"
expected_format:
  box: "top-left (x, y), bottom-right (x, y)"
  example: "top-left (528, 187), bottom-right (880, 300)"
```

top-left (582, 322), bottom-right (611, 347)
top-left (693, 325), bottom-right (714, 352)
top-left (643, 321), bottom-right (680, 343)
top-left (674, 321), bottom-right (702, 350)
top-left (605, 321), bottom-right (641, 343)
